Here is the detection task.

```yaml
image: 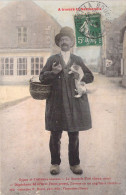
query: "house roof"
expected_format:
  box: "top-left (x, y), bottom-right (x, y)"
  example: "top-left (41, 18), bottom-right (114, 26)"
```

top-left (0, 0), bottom-right (61, 50)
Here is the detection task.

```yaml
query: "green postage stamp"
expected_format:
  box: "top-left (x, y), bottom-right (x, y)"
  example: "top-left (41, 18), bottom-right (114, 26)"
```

top-left (74, 13), bottom-right (102, 46)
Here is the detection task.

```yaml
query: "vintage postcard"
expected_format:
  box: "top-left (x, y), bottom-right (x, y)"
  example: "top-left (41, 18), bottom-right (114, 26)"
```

top-left (0, 0), bottom-right (126, 194)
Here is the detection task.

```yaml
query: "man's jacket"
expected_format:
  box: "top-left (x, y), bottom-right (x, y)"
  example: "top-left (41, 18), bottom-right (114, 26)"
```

top-left (39, 53), bottom-right (94, 132)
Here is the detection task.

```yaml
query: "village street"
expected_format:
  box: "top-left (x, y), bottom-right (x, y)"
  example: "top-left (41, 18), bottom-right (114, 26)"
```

top-left (0, 73), bottom-right (126, 195)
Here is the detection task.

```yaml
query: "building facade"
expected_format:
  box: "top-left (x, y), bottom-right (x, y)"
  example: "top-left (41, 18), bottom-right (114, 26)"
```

top-left (120, 27), bottom-right (126, 87)
top-left (0, 1), bottom-right (61, 84)
top-left (100, 15), bottom-right (124, 77)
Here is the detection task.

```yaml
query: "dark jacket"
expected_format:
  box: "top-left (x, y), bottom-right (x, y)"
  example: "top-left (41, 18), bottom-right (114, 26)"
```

top-left (39, 53), bottom-right (94, 132)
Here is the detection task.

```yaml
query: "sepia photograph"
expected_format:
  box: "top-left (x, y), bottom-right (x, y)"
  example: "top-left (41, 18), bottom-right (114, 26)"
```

top-left (0, 0), bottom-right (126, 194)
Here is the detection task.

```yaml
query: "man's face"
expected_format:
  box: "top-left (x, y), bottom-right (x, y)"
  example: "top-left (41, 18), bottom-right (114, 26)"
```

top-left (59, 36), bottom-right (73, 52)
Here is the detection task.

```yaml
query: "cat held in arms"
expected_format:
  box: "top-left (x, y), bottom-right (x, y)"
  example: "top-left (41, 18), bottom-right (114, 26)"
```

top-left (69, 64), bottom-right (87, 98)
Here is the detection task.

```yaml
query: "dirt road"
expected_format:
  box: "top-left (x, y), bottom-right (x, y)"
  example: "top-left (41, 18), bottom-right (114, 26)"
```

top-left (0, 74), bottom-right (126, 195)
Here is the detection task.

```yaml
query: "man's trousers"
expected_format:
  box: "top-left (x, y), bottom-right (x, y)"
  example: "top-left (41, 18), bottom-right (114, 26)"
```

top-left (49, 131), bottom-right (80, 166)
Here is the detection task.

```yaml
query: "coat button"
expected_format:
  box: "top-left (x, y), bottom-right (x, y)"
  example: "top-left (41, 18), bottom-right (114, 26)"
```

top-left (58, 76), bottom-right (61, 79)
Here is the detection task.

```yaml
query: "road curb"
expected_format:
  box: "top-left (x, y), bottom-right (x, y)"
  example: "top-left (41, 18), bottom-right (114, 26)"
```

top-left (0, 96), bottom-right (31, 110)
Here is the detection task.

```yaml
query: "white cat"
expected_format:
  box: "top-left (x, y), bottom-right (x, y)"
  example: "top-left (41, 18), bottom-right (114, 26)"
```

top-left (69, 64), bottom-right (87, 98)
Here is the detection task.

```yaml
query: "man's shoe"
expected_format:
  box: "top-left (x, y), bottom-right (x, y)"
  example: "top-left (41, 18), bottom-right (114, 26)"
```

top-left (70, 165), bottom-right (83, 175)
top-left (50, 164), bottom-right (60, 175)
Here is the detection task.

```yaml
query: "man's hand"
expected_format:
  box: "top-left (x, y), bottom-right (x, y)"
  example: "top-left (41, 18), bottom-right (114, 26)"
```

top-left (52, 62), bottom-right (62, 74)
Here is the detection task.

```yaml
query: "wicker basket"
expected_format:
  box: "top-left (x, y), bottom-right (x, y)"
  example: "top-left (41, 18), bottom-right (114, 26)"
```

top-left (29, 79), bottom-right (52, 100)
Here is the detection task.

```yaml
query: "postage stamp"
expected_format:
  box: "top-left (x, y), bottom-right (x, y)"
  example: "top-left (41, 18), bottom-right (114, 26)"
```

top-left (74, 1), bottom-right (112, 47)
top-left (74, 13), bottom-right (102, 46)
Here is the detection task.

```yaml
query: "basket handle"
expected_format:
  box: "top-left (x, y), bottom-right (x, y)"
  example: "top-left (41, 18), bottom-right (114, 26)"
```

top-left (30, 76), bottom-right (39, 82)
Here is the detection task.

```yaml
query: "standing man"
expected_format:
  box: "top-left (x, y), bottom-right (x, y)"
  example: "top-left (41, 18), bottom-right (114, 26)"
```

top-left (39, 27), bottom-right (94, 175)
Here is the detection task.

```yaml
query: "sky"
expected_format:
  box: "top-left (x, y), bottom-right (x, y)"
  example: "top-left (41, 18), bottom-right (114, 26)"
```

top-left (0, 0), bottom-right (126, 64)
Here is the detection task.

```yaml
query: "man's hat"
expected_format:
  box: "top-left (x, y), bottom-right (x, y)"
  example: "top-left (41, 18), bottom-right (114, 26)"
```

top-left (55, 26), bottom-right (75, 47)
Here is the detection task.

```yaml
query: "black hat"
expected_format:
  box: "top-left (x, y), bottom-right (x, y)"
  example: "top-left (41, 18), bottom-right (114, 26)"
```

top-left (55, 27), bottom-right (75, 47)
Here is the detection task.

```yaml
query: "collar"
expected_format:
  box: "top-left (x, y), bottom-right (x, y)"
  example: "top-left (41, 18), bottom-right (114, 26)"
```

top-left (61, 50), bottom-right (70, 56)
top-left (60, 51), bottom-right (71, 64)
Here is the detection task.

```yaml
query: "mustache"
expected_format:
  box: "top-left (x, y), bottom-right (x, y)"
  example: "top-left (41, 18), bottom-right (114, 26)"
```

top-left (61, 43), bottom-right (68, 47)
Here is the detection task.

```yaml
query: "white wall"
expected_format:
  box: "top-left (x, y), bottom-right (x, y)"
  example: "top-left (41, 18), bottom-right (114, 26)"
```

top-left (0, 51), bottom-right (51, 84)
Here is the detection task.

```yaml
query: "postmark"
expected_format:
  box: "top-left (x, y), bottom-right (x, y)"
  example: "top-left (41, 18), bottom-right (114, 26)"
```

top-left (74, 1), bottom-right (112, 47)
top-left (77, 1), bottom-right (111, 22)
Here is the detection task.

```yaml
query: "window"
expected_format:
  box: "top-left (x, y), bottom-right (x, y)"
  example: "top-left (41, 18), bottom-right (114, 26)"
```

top-left (31, 57), bottom-right (43, 75)
top-left (44, 26), bottom-right (51, 47)
top-left (44, 25), bottom-right (51, 34)
top-left (0, 58), bottom-right (14, 75)
top-left (17, 58), bottom-right (27, 75)
top-left (18, 27), bottom-right (27, 43)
